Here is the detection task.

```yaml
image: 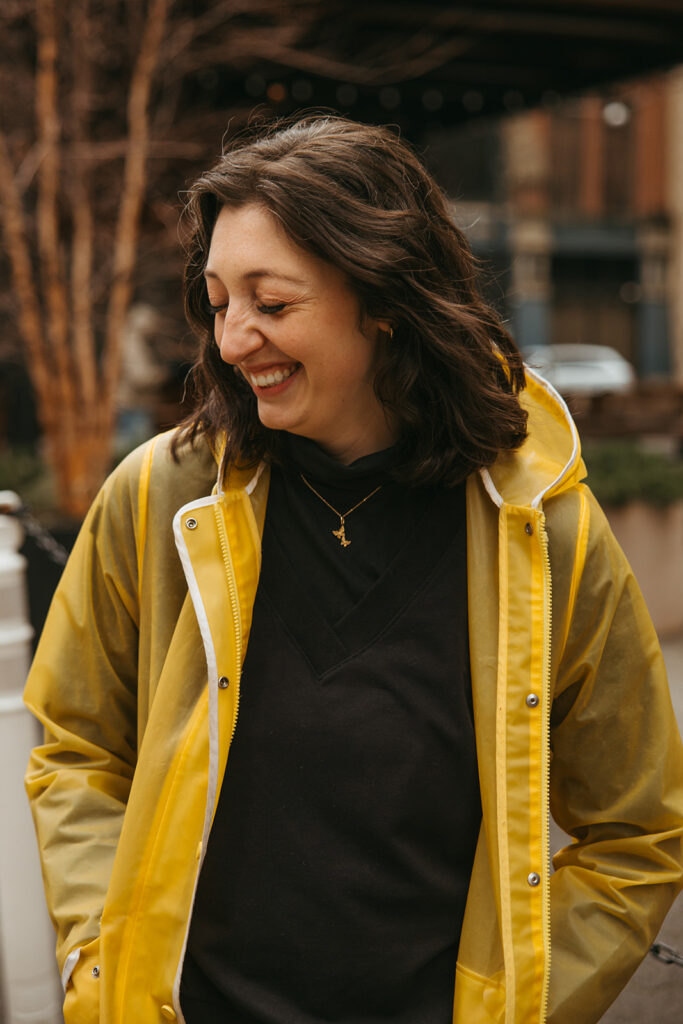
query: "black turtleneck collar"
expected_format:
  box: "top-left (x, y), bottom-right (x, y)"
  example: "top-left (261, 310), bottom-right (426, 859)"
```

top-left (278, 432), bottom-right (399, 491)
top-left (260, 430), bottom-right (460, 628)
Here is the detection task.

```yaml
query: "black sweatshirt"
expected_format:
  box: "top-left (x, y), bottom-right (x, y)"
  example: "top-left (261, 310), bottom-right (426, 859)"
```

top-left (180, 435), bottom-right (481, 1024)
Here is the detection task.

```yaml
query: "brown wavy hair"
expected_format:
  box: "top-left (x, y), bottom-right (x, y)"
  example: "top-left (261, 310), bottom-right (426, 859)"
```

top-left (175, 114), bottom-right (527, 486)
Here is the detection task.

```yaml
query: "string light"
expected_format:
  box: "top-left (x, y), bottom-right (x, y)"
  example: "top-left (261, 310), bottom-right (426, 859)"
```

top-left (379, 86), bottom-right (400, 109)
top-left (422, 89), bottom-right (444, 111)
top-left (267, 83), bottom-right (287, 103)
top-left (603, 100), bottom-right (631, 127)
top-left (336, 84), bottom-right (358, 106)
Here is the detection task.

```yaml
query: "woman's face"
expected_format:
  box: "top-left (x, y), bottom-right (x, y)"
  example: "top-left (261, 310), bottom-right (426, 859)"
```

top-left (205, 204), bottom-right (395, 464)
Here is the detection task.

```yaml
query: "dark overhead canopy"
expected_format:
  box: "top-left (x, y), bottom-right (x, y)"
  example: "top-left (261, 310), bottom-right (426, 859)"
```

top-left (237, 1), bottom-right (683, 131)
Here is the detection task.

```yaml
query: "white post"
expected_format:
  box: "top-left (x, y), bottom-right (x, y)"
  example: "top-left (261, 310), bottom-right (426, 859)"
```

top-left (0, 492), bottom-right (62, 1023)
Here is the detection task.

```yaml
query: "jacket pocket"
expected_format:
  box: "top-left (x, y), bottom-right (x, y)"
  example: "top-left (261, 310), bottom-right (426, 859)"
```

top-left (453, 962), bottom-right (505, 1024)
top-left (63, 936), bottom-right (101, 1024)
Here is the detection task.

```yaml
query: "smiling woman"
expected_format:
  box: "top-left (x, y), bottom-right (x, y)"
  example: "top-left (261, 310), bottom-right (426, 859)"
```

top-left (23, 115), bottom-right (683, 1024)
top-left (202, 203), bottom-right (395, 464)
top-left (178, 116), bottom-right (528, 487)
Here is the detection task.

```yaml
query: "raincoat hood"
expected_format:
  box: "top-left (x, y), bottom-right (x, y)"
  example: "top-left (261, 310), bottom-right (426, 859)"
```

top-left (482, 369), bottom-right (585, 510)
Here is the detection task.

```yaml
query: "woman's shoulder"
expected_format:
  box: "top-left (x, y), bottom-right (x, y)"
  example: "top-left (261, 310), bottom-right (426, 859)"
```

top-left (106, 428), bottom-right (218, 502)
top-left (82, 430), bottom-right (219, 552)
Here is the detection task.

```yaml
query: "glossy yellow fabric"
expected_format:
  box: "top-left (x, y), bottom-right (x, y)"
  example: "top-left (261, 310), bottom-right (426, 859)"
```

top-left (24, 376), bottom-right (683, 1023)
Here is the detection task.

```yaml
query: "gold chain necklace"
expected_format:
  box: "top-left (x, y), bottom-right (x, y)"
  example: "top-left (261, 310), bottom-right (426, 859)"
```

top-left (300, 474), bottom-right (382, 548)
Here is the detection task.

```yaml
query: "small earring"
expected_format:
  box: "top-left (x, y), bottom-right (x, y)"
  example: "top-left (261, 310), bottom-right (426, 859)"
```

top-left (387, 326), bottom-right (394, 340)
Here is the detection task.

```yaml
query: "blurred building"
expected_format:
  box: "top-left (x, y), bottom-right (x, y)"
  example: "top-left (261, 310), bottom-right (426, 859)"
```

top-left (423, 66), bottom-right (683, 383)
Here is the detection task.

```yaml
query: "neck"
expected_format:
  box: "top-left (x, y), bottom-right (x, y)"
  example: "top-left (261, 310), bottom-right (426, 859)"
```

top-left (312, 416), bottom-right (397, 466)
top-left (281, 430), bottom-right (398, 491)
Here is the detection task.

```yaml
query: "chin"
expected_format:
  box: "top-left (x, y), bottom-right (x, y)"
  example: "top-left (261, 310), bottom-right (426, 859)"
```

top-left (257, 410), bottom-right (304, 435)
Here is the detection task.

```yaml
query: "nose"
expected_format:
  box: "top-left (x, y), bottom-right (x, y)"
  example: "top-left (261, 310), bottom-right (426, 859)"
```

top-left (215, 306), bottom-right (265, 366)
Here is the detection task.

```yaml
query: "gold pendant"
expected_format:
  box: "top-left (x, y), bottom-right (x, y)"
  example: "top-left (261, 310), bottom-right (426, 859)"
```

top-left (332, 520), bottom-right (351, 547)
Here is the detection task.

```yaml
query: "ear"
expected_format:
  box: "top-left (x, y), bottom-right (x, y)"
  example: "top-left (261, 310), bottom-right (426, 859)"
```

top-left (374, 318), bottom-right (395, 339)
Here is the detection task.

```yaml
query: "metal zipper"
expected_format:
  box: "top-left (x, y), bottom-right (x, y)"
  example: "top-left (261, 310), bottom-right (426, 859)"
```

top-left (537, 511), bottom-right (553, 1023)
top-left (171, 498), bottom-right (244, 1023)
top-left (213, 500), bottom-right (243, 745)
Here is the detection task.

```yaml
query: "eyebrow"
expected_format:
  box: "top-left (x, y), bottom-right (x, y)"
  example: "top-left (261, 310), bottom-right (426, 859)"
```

top-left (204, 268), bottom-right (307, 286)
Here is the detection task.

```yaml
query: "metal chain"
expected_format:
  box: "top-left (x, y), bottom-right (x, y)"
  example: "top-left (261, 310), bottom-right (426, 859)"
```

top-left (650, 942), bottom-right (683, 967)
top-left (299, 474), bottom-right (383, 520)
top-left (1, 503), bottom-right (70, 567)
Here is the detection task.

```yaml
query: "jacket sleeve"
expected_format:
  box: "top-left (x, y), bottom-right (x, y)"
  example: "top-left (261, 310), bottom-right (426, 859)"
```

top-left (547, 486), bottom-right (683, 1023)
top-left (23, 447), bottom-right (146, 987)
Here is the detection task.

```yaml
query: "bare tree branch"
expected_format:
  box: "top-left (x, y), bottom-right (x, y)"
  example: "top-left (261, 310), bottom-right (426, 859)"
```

top-left (13, 141), bottom-right (48, 196)
top-left (68, 0), bottom-right (97, 411)
top-left (0, 0), bottom-right (35, 24)
top-left (69, 138), bottom-right (207, 162)
top-left (0, 131), bottom-right (53, 423)
top-left (168, 32), bottom-right (472, 87)
top-left (102, 0), bottom-right (171, 419)
top-left (160, 0), bottom-right (315, 64)
top-left (35, 0), bottom-right (76, 421)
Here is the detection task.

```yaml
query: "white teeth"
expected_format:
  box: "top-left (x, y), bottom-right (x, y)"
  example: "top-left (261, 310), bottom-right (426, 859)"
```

top-left (249, 364), bottom-right (298, 388)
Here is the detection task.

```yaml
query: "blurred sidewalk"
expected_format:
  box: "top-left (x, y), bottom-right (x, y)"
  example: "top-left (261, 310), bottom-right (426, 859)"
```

top-left (661, 635), bottom-right (683, 729)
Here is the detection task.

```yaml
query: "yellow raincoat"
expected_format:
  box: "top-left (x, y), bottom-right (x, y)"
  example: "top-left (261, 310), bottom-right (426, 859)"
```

top-left (24, 371), bottom-right (683, 1024)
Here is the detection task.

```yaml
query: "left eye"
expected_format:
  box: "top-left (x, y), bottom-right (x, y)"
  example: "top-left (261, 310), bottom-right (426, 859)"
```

top-left (202, 294), bottom-right (227, 315)
top-left (257, 303), bottom-right (286, 315)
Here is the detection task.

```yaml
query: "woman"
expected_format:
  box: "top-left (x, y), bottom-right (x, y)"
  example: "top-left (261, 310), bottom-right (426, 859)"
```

top-left (24, 116), bottom-right (683, 1024)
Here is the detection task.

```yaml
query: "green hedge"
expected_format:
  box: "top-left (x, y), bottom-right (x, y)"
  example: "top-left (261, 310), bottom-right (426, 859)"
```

top-left (583, 442), bottom-right (683, 507)
top-left (0, 447), bottom-right (57, 511)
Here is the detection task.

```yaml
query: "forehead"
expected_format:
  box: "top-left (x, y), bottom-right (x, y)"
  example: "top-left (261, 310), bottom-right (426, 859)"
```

top-left (206, 204), bottom-right (309, 276)
top-left (204, 204), bottom-right (359, 306)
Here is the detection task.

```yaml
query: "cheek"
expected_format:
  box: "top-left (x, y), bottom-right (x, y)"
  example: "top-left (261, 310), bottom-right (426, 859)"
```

top-left (346, 338), bottom-right (379, 386)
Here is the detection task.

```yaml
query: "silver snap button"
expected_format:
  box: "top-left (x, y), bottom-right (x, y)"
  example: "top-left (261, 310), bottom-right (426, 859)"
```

top-left (527, 872), bottom-right (541, 887)
top-left (185, 517), bottom-right (198, 530)
top-left (91, 965), bottom-right (100, 978)
top-left (526, 693), bottom-right (540, 708)
top-left (524, 522), bottom-right (533, 536)
top-left (218, 676), bottom-right (230, 689)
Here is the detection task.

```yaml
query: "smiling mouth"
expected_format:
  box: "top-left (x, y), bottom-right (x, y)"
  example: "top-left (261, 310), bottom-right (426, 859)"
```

top-left (247, 363), bottom-right (300, 388)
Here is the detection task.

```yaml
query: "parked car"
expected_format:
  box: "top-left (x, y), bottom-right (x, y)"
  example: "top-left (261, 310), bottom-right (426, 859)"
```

top-left (524, 344), bottom-right (636, 397)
